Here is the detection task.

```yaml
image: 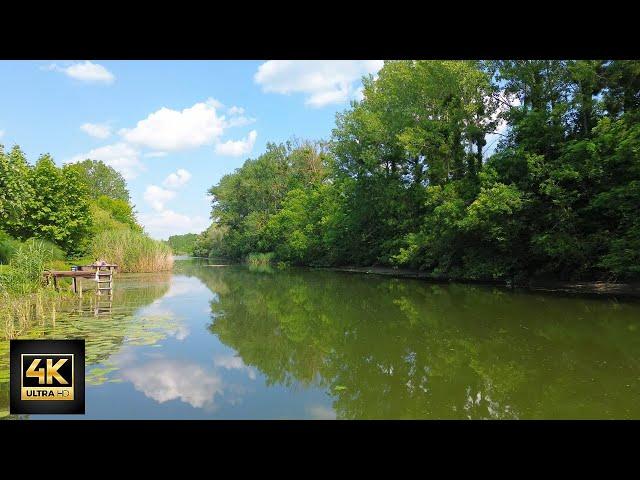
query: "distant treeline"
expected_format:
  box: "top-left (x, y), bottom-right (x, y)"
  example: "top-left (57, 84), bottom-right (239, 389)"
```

top-left (166, 233), bottom-right (198, 255)
top-left (194, 60), bottom-right (640, 282)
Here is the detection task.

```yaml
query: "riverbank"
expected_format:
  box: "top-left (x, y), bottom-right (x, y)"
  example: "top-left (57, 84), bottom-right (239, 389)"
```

top-left (320, 266), bottom-right (640, 299)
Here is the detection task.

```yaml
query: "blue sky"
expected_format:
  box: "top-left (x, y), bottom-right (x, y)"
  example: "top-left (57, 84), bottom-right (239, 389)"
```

top-left (0, 60), bottom-right (383, 239)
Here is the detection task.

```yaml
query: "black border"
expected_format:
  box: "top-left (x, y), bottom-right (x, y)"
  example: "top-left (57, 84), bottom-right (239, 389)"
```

top-left (2, 7), bottom-right (638, 59)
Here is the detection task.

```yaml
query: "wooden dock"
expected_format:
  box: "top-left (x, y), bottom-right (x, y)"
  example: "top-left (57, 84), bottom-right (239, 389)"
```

top-left (44, 263), bottom-right (118, 295)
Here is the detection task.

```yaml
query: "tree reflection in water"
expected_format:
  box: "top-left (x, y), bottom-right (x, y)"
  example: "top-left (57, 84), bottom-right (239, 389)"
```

top-left (188, 264), bottom-right (640, 419)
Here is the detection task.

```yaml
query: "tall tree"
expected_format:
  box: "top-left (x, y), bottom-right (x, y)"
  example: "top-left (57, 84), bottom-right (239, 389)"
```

top-left (68, 159), bottom-right (130, 202)
top-left (0, 145), bottom-right (33, 231)
top-left (18, 155), bottom-right (93, 253)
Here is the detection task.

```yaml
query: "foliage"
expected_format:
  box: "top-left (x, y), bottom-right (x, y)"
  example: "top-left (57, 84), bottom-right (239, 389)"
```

top-left (67, 159), bottom-right (131, 202)
top-left (167, 233), bottom-right (198, 255)
top-left (202, 140), bottom-right (331, 260)
top-left (197, 60), bottom-right (640, 282)
top-left (0, 147), bottom-right (143, 259)
top-left (0, 230), bottom-right (22, 264)
top-left (0, 239), bottom-right (63, 294)
top-left (0, 153), bottom-right (92, 254)
top-left (95, 195), bottom-right (140, 231)
top-left (246, 252), bottom-right (274, 266)
top-left (0, 145), bottom-right (33, 229)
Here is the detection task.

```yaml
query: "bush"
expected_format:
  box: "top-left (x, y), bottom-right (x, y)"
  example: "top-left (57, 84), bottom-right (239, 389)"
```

top-left (90, 229), bottom-right (174, 272)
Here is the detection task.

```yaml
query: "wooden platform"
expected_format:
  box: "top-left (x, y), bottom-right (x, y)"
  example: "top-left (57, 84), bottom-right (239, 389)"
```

top-left (44, 264), bottom-right (118, 294)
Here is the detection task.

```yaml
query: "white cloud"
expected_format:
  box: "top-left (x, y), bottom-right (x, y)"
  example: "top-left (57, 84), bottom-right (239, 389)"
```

top-left (162, 168), bottom-right (192, 188)
top-left (120, 98), bottom-right (225, 151)
top-left (122, 360), bottom-right (222, 409)
top-left (67, 142), bottom-right (144, 179)
top-left (144, 151), bottom-right (167, 158)
top-left (254, 60), bottom-right (383, 107)
top-left (215, 130), bottom-right (257, 157)
top-left (139, 209), bottom-right (209, 240)
top-left (45, 61), bottom-right (115, 84)
top-left (144, 185), bottom-right (176, 212)
top-left (80, 122), bottom-right (111, 139)
top-left (0, 129), bottom-right (4, 139)
top-left (221, 105), bottom-right (255, 128)
top-left (228, 106), bottom-right (244, 115)
top-left (223, 115), bottom-right (256, 128)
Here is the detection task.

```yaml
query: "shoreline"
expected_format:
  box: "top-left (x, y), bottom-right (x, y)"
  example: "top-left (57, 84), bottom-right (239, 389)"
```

top-left (316, 266), bottom-right (640, 299)
top-left (179, 258), bottom-right (640, 299)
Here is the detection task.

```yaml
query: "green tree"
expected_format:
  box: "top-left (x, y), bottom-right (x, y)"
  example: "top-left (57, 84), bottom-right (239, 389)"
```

top-left (18, 155), bottom-right (93, 254)
top-left (207, 140), bottom-right (331, 260)
top-left (0, 145), bottom-right (33, 231)
top-left (68, 159), bottom-right (130, 202)
top-left (95, 195), bottom-right (140, 231)
top-left (167, 233), bottom-right (198, 255)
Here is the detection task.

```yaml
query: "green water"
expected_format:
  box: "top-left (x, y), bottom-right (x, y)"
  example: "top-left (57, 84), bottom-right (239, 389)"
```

top-left (2, 258), bottom-right (640, 419)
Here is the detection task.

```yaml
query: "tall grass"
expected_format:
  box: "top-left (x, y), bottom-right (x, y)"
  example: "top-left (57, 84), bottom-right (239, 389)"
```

top-left (0, 239), bottom-right (61, 294)
top-left (246, 252), bottom-right (274, 266)
top-left (0, 239), bottom-right (72, 339)
top-left (91, 229), bottom-right (174, 272)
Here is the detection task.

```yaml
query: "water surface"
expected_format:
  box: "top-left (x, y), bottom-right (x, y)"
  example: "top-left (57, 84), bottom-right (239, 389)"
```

top-left (1, 259), bottom-right (639, 419)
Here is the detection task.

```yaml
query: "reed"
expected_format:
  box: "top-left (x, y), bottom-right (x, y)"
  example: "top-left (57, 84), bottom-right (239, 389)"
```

top-left (246, 252), bottom-right (274, 266)
top-left (90, 229), bottom-right (174, 273)
top-left (0, 289), bottom-right (72, 339)
top-left (0, 239), bottom-right (75, 339)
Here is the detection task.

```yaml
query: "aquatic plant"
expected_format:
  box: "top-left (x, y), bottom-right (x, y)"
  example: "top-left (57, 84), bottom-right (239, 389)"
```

top-left (90, 229), bottom-right (174, 273)
top-left (246, 252), bottom-right (274, 267)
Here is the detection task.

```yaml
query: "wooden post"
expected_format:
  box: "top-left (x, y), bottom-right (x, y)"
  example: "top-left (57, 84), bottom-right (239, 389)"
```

top-left (72, 277), bottom-right (77, 294)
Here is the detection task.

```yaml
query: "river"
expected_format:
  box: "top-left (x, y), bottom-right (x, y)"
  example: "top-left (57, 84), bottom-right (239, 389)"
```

top-left (1, 258), bottom-right (640, 419)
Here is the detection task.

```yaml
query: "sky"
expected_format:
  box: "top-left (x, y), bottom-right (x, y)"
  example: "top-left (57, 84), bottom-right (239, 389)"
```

top-left (0, 60), bottom-right (383, 239)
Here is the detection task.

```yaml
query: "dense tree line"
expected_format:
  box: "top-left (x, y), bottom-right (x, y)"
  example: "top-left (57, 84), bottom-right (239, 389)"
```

top-left (0, 151), bottom-right (140, 258)
top-left (166, 233), bottom-right (198, 255)
top-left (197, 60), bottom-right (639, 282)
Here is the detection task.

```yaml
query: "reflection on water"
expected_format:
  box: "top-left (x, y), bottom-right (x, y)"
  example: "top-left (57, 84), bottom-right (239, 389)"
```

top-left (122, 357), bottom-right (223, 409)
top-left (2, 259), bottom-right (640, 419)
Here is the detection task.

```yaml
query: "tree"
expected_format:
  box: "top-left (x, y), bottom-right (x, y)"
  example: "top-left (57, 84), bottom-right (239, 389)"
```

top-left (95, 195), bottom-right (140, 231)
top-left (201, 60), bottom-right (640, 282)
top-left (207, 140), bottom-right (331, 260)
top-left (68, 159), bottom-right (130, 202)
top-left (167, 233), bottom-right (198, 255)
top-left (18, 155), bottom-right (93, 254)
top-left (0, 145), bottom-right (33, 231)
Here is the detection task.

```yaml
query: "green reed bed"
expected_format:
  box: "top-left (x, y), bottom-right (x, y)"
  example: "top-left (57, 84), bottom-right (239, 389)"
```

top-left (0, 239), bottom-right (74, 339)
top-left (246, 252), bottom-right (274, 267)
top-left (91, 229), bottom-right (174, 273)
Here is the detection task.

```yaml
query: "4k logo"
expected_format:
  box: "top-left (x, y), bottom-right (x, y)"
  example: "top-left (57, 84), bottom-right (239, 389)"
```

top-left (10, 340), bottom-right (85, 414)
top-left (21, 354), bottom-right (75, 400)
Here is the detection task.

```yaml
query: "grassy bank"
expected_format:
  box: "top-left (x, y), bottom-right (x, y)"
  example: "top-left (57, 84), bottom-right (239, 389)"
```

top-left (0, 240), bottom-right (75, 339)
top-left (91, 229), bottom-right (174, 273)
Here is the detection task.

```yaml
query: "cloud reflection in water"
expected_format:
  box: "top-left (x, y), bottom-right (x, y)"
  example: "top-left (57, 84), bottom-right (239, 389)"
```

top-left (122, 359), bottom-right (222, 409)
